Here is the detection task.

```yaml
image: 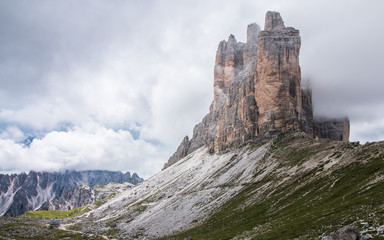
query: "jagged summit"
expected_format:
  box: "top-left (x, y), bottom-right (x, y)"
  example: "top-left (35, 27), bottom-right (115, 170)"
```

top-left (0, 170), bottom-right (143, 216)
top-left (164, 11), bottom-right (349, 169)
top-left (264, 11), bottom-right (285, 30)
top-left (246, 23), bottom-right (260, 43)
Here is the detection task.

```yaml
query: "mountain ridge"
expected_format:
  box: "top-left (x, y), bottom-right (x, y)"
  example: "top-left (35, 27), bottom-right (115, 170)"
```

top-left (74, 133), bottom-right (384, 239)
top-left (38, 181), bottom-right (134, 211)
top-left (0, 169), bottom-right (143, 216)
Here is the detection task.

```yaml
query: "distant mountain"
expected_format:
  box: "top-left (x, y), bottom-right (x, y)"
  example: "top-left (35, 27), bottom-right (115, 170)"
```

top-left (0, 170), bottom-right (143, 216)
top-left (38, 182), bottom-right (134, 211)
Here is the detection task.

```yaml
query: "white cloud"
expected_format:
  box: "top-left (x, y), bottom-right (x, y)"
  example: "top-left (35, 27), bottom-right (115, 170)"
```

top-left (0, 121), bottom-right (167, 179)
top-left (351, 117), bottom-right (384, 144)
top-left (0, 126), bottom-right (25, 142)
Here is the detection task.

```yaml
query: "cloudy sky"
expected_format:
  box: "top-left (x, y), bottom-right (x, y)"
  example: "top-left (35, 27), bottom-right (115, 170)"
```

top-left (0, 0), bottom-right (383, 178)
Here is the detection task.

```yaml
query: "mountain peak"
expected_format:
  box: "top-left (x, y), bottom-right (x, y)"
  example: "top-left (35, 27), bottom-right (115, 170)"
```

top-left (164, 11), bottom-right (349, 169)
top-left (264, 11), bottom-right (285, 30)
top-left (0, 170), bottom-right (143, 216)
top-left (246, 23), bottom-right (260, 43)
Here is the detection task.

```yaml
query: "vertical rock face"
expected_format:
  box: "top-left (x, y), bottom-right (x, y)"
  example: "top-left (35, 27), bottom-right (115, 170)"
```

top-left (264, 11), bottom-right (285, 31)
top-left (314, 117), bottom-right (350, 142)
top-left (163, 11), bottom-right (349, 169)
top-left (301, 88), bottom-right (314, 134)
top-left (163, 136), bottom-right (191, 169)
top-left (255, 11), bottom-right (303, 136)
top-left (166, 22), bottom-right (261, 165)
top-left (210, 23), bottom-right (261, 152)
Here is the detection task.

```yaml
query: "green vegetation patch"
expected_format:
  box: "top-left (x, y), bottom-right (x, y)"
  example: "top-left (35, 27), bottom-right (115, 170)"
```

top-left (22, 205), bottom-right (91, 219)
top-left (163, 135), bottom-right (384, 240)
top-left (94, 192), bottom-right (116, 208)
top-left (0, 218), bottom-right (89, 240)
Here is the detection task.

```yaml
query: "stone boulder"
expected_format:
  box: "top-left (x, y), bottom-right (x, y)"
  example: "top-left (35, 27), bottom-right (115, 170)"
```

top-left (323, 225), bottom-right (361, 240)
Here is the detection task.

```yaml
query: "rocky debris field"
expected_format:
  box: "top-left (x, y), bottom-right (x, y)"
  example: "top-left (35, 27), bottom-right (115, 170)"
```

top-left (0, 216), bottom-right (104, 240)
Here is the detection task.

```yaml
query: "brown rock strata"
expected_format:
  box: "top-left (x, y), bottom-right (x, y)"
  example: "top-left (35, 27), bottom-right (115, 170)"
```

top-left (255, 11), bottom-right (303, 136)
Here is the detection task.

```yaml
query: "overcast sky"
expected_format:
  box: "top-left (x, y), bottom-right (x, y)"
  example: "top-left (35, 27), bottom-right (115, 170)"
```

top-left (0, 0), bottom-right (383, 178)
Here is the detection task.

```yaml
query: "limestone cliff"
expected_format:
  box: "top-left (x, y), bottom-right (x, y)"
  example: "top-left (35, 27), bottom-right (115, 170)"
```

top-left (164, 11), bottom-right (349, 169)
top-left (255, 11), bottom-right (303, 136)
top-left (314, 117), bottom-right (350, 142)
top-left (163, 136), bottom-right (191, 169)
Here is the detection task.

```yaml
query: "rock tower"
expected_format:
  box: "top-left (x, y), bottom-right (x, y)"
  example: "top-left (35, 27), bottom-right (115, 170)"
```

top-left (163, 11), bottom-right (349, 169)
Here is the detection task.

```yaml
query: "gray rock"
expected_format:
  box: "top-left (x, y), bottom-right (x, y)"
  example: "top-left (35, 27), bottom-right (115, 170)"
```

top-left (0, 170), bottom-right (143, 216)
top-left (264, 11), bottom-right (285, 31)
top-left (163, 136), bottom-right (191, 169)
top-left (324, 225), bottom-right (361, 240)
top-left (363, 234), bottom-right (373, 239)
top-left (314, 117), bottom-right (350, 142)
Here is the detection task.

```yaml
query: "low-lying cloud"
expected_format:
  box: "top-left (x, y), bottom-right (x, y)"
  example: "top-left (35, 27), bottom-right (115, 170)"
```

top-left (0, 122), bottom-right (167, 178)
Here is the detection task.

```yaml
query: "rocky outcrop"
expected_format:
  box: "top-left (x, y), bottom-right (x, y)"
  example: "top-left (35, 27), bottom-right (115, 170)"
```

top-left (164, 136), bottom-right (191, 169)
top-left (39, 185), bottom-right (95, 211)
top-left (164, 11), bottom-right (349, 169)
top-left (211, 24), bottom-right (260, 152)
top-left (314, 117), bottom-right (350, 142)
top-left (255, 11), bottom-right (303, 136)
top-left (0, 170), bottom-right (143, 216)
top-left (163, 23), bottom-right (261, 170)
top-left (39, 182), bottom-right (133, 211)
top-left (322, 225), bottom-right (361, 240)
top-left (301, 88), bottom-right (314, 134)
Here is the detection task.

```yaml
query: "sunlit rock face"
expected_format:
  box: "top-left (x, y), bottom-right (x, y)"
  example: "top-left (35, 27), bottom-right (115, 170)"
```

top-left (210, 23), bottom-right (261, 153)
top-left (164, 11), bottom-right (349, 169)
top-left (255, 11), bottom-right (303, 136)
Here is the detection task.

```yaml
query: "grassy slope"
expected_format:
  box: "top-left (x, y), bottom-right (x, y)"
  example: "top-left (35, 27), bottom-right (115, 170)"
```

top-left (0, 217), bottom-right (105, 240)
top-left (165, 134), bottom-right (384, 240)
top-left (22, 205), bottom-right (91, 219)
top-left (21, 189), bottom-right (117, 220)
